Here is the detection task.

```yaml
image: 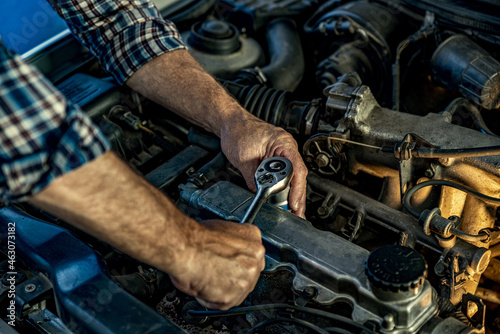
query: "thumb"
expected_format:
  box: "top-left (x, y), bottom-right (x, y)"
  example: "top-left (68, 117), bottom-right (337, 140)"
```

top-left (244, 172), bottom-right (257, 193)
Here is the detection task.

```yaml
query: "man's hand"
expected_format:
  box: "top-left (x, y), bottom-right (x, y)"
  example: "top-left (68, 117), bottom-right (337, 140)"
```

top-left (220, 113), bottom-right (307, 218)
top-left (29, 152), bottom-right (265, 310)
top-left (126, 50), bottom-right (308, 218)
top-left (171, 220), bottom-right (265, 310)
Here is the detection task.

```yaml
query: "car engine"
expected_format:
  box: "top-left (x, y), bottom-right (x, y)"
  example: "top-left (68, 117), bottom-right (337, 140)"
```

top-left (2, 0), bottom-right (500, 333)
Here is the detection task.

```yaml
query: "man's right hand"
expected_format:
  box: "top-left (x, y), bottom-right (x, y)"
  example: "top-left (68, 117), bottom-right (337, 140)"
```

top-left (29, 152), bottom-right (265, 310)
top-left (170, 220), bottom-right (265, 310)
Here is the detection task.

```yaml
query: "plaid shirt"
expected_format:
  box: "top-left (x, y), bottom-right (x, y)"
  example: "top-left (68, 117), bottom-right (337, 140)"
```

top-left (0, 0), bottom-right (186, 203)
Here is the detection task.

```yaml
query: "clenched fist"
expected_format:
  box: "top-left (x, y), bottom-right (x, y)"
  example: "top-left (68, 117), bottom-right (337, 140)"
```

top-left (169, 220), bottom-right (265, 310)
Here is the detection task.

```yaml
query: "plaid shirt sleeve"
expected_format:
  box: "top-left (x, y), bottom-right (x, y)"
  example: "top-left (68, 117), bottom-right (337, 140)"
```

top-left (48, 0), bottom-right (187, 85)
top-left (0, 43), bottom-right (110, 203)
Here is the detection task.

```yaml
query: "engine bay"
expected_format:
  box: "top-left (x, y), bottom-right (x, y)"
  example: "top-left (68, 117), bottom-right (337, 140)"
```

top-left (2, 0), bottom-right (500, 333)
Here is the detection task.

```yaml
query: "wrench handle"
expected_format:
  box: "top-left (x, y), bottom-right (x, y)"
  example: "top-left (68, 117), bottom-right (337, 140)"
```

top-left (240, 188), bottom-right (266, 224)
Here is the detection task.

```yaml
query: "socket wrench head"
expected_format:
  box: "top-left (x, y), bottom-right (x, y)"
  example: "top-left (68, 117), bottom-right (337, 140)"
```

top-left (254, 157), bottom-right (293, 197)
top-left (240, 157), bottom-right (293, 224)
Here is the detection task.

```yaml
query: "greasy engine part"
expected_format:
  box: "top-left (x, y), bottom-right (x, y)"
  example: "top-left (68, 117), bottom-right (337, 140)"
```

top-left (307, 0), bottom-right (412, 104)
top-left (323, 74), bottom-right (500, 232)
top-left (219, 0), bottom-right (319, 33)
top-left (221, 81), bottom-right (322, 138)
top-left (180, 180), bottom-right (439, 333)
top-left (233, 18), bottom-right (305, 92)
top-left (182, 19), bottom-right (264, 77)
top-left (321, 74), bottom-right (500, 307)
top-left (431, 34), bottom-right (500, 110)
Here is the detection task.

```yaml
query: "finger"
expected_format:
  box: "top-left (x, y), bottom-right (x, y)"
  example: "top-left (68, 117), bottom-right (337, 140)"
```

top-left (293, 187), bottom-right (307, 219)
top-left (241, 161), bottom-right (260, 193)
top-left (260, 251), bottom-right (266, 271)
top-left (244, 173), bottom-right (257, 193)
top-left (286, 155), bottom-right (308, 215)
top-left (202, 220), bottom-right (263, 240)
top-left (196, 297), bottom-right (228, 310)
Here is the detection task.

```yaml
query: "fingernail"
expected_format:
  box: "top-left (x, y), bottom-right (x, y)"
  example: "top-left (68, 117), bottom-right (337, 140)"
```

top-left (294, 201), bottom-right (300, 211)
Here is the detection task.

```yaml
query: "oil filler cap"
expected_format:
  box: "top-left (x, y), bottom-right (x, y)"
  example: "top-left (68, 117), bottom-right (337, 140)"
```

top-left (365, 245), bottom-right (427, 294)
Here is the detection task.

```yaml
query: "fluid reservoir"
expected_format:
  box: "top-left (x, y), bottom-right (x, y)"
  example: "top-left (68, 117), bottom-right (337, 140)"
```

top-left (365, 245), bottom-right (428, 302)
top-left (431, 34), bottom-right (500, 110)
top-left (182, 20), bottom-right (263, 78)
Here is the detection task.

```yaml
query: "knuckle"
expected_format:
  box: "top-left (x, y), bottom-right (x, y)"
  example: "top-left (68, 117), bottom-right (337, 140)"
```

top-left (238, 279), bottom-right (251, 292)
top-left (256, 244), bottom-right (266, 259)
top-left (247, 224), bottom-right (262, 239)
top-left (219, 304), bottom-right (232, 311)
top-left (299, 163), bottom-right (308, 176)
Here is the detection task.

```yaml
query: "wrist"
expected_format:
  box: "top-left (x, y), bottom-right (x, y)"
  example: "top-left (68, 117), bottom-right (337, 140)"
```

top-left (218, 104), bottom-right (266, 142)
top-left (156, 213), bottom-right (203, 276)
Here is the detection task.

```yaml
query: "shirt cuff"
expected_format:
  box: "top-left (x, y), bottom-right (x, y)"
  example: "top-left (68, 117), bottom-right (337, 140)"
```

top-left (99, 18), bottom-right (187, 85)
top-left (0, 102), bottom-right (110, 203)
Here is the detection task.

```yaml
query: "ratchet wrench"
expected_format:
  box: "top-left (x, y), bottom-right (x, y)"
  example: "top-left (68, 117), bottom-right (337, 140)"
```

top-left (240, 157), bottom-right (293, 224)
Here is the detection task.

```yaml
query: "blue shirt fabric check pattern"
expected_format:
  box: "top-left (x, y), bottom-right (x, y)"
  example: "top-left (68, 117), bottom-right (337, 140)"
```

top-left (0, 0), bottom-right (186, 203)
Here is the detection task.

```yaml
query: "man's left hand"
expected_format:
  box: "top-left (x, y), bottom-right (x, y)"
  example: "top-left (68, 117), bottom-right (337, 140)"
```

top-left (221, 113), bottom-right (307, 218)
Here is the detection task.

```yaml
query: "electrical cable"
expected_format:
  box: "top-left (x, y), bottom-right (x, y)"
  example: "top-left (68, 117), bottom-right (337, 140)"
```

top-left (187, 304), bottom-right (376, 333)
top-left (399, 0), bottom-right (500, 34)
top-left (392, 29), bottom-right (435, 111)
top-left (326, 134), bottom-right (500, 159)
top-left (246, 317), bottom-right (330, 334)
top-left (449, 228), bottom-right (489, 243)
top-left (327, 137), bottom-right (391, 152)
top-left (138, 124), bottom-right (155, 134)
top-left (403, 180), bottom-right (500, 242)
top-left (414, 146), bottom-right (500, 159)
top-left (443, 98), bottom-right (498, 138)
top-left (303, 0), bottom-right (344, 34)
top-left (372, 0), bottom-right (424, 21)
top-left (392, 38), bottom-right (411, 111)
top-left (403, 180), bottom-right (500, 219)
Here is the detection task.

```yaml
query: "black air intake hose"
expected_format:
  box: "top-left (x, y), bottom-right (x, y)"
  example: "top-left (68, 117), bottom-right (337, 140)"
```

top-left (235, 19), bottom-right (305, 92)
top-left (261, 19), bottom-right (305, 91)
top-left (236, 84), bottom-right (291, 125)
top-left (222, 81), bottom-right (320, 137)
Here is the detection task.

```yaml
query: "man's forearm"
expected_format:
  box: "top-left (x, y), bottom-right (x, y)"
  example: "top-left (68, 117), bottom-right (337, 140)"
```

top-left (29, 151), bottom-right (196, 275)
top-left (126, 49), bottom-right (248, 138)
top-left (29, 151), bottom-right (265, 310)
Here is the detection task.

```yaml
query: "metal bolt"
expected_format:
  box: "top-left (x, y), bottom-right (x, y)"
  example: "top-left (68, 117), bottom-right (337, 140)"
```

top-left (470, 248), bottom-right (491, 274)
top-left (25, 284), bottom-right (36, 293)
top-left (382, 314), bottom-right (395, 330)
top-left (434, 261), bottom-right (446, 276)
top-left (317, 206), bottom-right (328, 217)
top-left (304, 286), bottom-right (318, 298)
top-left (424, 168), bottom-right (434, 178)
top-left (315, 153), bottom-right (330, 168)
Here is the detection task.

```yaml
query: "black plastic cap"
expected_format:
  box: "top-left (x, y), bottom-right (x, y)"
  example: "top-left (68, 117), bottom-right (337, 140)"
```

top-left (365, 245), bottom-right (427, 292)
top-left (187, 20), bottom-right (241, 55)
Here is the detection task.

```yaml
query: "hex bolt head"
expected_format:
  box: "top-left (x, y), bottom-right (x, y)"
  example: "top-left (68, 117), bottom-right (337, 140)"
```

top-left (315, 153), bottom-right (330, 168)
top-left (304, 286), bottom-right (318, 298)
